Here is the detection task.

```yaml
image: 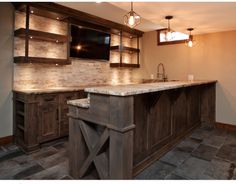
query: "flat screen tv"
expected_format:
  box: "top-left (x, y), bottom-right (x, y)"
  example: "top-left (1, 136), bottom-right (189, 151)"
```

top-left (70, 25), bottom-right (111, 61)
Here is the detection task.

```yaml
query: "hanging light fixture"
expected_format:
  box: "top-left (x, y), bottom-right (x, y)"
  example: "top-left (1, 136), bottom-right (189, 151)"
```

top-left (186, 28), bottom-right (195, 47)
top-left (124, 2), bottom-right (141, 28)
top-left (164, 15), bottom-right (174, 41)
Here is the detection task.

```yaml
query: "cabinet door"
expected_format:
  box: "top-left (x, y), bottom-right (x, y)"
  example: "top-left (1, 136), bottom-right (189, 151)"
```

top-left (38, 102), bottom-right (59, 143)
top-left (147, 92), bottom-right (172, 153)
top-left (59, 91), bottom-right (86, 137)
top-left (186, 86), bottom-right (201, 128)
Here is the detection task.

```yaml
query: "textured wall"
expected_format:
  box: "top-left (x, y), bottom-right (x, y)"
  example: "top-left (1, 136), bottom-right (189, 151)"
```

top-left (14, 12), bottom-right (145, 89)
top-left (0, 3), bottom-right (14, 138)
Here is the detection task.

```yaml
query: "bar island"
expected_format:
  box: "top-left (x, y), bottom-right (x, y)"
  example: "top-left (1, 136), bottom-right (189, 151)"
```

top-left (67, 80), bottom-right (216, 179)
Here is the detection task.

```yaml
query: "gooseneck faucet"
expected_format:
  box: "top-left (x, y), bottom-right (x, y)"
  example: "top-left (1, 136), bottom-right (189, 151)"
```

top-left (157, 63), bottom-right (168, 82)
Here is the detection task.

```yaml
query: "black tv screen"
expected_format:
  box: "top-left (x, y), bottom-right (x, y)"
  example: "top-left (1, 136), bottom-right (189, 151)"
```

top-left (70, 25), bottom-right (111, 61)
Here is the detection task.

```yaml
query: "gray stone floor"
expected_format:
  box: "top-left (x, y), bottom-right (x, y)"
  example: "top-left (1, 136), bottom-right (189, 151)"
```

top-left (0, 126), bottom-right (236, 180)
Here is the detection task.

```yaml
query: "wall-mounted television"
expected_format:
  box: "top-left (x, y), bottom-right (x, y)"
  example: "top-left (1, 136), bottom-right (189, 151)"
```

top-left (70, 25), bottom-right (111, 61)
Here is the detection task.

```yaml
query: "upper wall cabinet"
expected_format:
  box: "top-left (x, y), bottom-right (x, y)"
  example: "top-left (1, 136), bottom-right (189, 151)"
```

top-left (14, 4), bottom-right (71, 65)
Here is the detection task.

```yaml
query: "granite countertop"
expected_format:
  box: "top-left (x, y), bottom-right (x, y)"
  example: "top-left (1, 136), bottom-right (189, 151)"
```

top-left (67, 98), bottom-right (90, 108)
top-left (12, 84), bottom-right (107, 94)
top-left (85, 80), bottom-right (217, 96)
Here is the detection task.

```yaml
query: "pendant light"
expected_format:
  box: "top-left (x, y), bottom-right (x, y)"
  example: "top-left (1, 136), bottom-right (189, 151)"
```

top-left (186, 28), bottom-right (195, 47)
top-left (124, 2), bottom-right (141, 28)
top-left (164, 16), bottom-right (174, 41)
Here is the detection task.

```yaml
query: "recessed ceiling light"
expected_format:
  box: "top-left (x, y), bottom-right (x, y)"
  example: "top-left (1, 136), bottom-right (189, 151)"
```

top-left (56, 17), bottom-right (59, 20)
top-left (30, 10), bottom-right (34, 14)
top-left (56, 40), bottom-right (59, 43)
top-left (30, 36), bottom-right (33, 39)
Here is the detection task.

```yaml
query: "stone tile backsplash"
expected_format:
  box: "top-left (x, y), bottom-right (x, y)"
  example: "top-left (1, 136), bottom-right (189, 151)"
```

top-left (14, 11), bottom-right (144, 89)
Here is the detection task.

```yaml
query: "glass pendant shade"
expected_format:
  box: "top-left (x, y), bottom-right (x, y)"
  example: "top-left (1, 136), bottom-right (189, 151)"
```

top-left (164, 16), bottom-right (174, 41)
top-left (186, 28), bottom-right (196, 47)
top-left (165, 28), bottom-right (174, 41)
top-left (124, 2), bottom-right (141, 28)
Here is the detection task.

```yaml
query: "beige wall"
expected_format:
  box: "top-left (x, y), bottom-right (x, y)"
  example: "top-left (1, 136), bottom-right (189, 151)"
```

top-left (142, 30), bottom-right (236, 126)
top-left (0, 3), bottom-right (14, 138)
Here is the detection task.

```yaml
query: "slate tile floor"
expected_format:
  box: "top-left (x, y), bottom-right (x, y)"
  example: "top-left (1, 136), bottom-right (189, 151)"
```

top-left (0, 126), bottom-right (236, 180)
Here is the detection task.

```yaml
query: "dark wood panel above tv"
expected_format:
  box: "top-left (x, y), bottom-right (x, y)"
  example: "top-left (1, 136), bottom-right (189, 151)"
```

top-left (12, 2), bottom-right (144, 37)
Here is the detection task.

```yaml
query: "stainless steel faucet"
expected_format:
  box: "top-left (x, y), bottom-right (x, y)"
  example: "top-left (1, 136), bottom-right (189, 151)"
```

top-left (157, 63), bottom-right (167, 82)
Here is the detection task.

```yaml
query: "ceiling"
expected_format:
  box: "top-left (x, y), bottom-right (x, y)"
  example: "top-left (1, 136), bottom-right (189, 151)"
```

top-left (58, 2), bottom-right (236, 35)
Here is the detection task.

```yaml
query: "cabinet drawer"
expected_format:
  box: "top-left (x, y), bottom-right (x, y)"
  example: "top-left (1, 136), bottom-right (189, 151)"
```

top-left (39, 94), bottom-right (59, 103)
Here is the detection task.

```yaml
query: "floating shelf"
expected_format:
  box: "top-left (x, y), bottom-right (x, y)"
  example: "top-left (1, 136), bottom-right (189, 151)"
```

top-left (15, 4), bottom-right (68, 22)
top-left (14, 56), bottom-right (71, 65)
top-left (14, 28), bottom-right (67, 43)
top-left (111, 29), bottom-right (139, 39)
top-left (110, 63), bottom-right (140, 68)
top-left (110, 46), bottom-right (140, 54)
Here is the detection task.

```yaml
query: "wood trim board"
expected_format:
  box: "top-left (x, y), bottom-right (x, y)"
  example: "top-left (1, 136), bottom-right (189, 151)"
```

top-left (215, 122), bottom-right (236, 132)
top-left (0, 136), bottom-right (13, 146)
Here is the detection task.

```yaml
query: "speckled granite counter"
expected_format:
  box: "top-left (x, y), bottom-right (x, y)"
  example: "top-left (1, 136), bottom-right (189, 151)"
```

top-left (84, 80), bottom-right (217, 96)
top-left (13, 84), bottom-right (106, 94)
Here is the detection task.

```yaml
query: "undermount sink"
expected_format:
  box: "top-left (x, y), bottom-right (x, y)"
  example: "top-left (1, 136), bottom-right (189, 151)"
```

top-left (141, 79), bottom-right (179, 84)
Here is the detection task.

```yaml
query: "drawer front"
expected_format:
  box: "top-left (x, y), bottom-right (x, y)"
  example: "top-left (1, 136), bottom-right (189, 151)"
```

top-left (39, 94), bottom-right (59, 104)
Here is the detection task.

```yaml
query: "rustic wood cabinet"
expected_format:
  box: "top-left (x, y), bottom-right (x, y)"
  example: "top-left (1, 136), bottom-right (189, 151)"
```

top-left (132, 85), bottom-right (214, 175)
top-left (68, 82), bottom-right (216, 179)
top-left (13, 90), bottom-right (86, 153)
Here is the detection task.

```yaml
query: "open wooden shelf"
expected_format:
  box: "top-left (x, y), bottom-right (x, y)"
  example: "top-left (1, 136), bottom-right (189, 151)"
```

top-left (110, 46), bottom-right (140, 54)
top-left (14, 56), bottom-right (71, 65)
top-left (14, 28), bottom-right (67, 43)
top-left (14, 4), bottom-right (68, 22)
top-left (110, 63), bottom-right (140, 68)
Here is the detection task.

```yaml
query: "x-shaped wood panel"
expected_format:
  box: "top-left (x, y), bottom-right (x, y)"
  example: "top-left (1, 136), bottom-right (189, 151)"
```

top-left (79, 121), bottom-right (109, 179)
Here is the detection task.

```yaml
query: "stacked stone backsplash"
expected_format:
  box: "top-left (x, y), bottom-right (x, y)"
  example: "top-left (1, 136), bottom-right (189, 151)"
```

top-left (14, 11), bottom-right (144, 89)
